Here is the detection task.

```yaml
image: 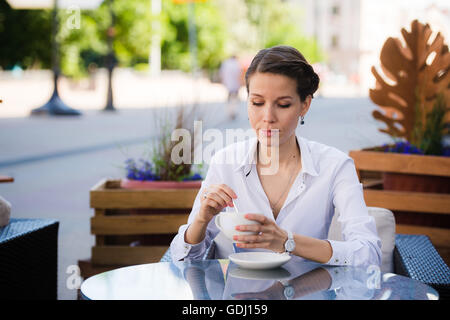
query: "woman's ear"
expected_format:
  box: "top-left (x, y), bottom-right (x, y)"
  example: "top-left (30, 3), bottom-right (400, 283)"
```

top-left (300, 95), bottom-right (312, 117)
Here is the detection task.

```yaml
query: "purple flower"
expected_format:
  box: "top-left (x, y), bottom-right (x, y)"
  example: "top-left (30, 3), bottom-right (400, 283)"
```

top-left (442, 147), bottom-right (450, 157)
top-left (125, 157), bottom-right (203, 181)
top-left (383, 141), bottom-right (424, 155)
top-left (182, 173), bottom-right (203, 181)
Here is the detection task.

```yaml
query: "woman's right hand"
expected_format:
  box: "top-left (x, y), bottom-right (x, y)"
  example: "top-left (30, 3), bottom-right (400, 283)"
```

top-left (197, 184), bottom-right (237, 224)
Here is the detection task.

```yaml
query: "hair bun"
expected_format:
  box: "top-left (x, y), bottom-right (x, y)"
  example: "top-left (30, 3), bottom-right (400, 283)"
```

top-left (295, 61), bottom-right (320, 98)
top-left (245, 45), bottom-right (321, 100)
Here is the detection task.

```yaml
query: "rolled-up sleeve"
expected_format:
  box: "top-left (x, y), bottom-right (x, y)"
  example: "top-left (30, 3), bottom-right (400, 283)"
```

top-left (325, 158), bottom-right (382, 267)
top-left (169, 158), bottom-right (222, 261)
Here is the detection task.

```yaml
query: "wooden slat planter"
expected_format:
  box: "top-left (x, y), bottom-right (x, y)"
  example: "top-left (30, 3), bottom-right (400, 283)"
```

top-left (349, 149), bottom-right (450, 264)
top-left (86, 179), bottom-right (199, 270)
top-left (349, 151), bottom-right (450, 177)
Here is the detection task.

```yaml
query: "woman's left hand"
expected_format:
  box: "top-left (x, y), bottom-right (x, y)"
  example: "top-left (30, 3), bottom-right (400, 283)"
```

top-left (233, 213), bottom-right (288, 253)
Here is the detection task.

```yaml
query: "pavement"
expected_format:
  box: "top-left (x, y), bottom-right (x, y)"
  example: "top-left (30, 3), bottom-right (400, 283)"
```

top-left (0, 71), bottom-right (391, 300)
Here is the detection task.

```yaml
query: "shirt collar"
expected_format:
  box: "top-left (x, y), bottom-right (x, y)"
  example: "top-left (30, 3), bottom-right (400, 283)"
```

top-left (233, 133), bottom-right (319, 177)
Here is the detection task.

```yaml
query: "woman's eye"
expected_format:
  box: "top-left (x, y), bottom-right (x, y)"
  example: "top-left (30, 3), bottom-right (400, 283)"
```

top-left (252, 102), bottom-right (264, 106)
top-left (279, 104), bottom-right (291, 108)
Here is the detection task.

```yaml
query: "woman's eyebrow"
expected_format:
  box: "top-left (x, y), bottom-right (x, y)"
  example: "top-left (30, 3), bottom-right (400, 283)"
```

top-left (276, 96), bottom-right (293, 100)
top-left (250, 94), bottom-right (292, 100)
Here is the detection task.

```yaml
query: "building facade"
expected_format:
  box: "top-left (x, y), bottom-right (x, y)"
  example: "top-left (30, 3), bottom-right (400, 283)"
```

top-left (292, 0), bottom-right (450, 96)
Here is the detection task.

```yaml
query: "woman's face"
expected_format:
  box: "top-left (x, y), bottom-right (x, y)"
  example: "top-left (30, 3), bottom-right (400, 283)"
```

top-left (247, 72), bottom-right (311, 147)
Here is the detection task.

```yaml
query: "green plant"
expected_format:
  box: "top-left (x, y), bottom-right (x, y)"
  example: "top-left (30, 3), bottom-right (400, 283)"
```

top-left (416, 93), bottom-right (449, 155)
top-left (124, 105), bottom-right (204, 182)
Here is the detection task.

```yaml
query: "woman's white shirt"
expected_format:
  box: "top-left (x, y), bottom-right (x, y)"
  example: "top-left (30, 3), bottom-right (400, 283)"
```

top-left (170, 134), bottom-right (382, 267)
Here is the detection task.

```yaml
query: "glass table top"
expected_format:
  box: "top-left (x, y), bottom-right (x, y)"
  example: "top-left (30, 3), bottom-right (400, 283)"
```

top-left (81, 257), bottom-right (439, 300)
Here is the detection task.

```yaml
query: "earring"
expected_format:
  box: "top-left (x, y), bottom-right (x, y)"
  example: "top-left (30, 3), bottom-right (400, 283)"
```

top-left (300, 116), bottom-right (305, 125)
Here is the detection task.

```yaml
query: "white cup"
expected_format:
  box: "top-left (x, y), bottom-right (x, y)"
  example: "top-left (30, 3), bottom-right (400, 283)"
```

top-left (215, 212), bottom-right (261, 243)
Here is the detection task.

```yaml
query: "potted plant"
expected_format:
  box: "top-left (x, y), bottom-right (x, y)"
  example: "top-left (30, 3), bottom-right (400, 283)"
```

top-left (120, 105), bottom-right (204, 190)
top-left (350, 19), bottom-right (450, 193)
top-left (87, 105), bottom-right (205, 268)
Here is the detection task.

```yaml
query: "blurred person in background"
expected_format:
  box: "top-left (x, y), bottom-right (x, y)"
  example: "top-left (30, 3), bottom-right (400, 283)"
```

top-left (219, 55), bottom-right (242, 120)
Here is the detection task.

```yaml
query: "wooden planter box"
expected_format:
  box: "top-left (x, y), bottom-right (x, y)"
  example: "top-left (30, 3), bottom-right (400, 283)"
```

top-left (84, 178), bottom-right (200, 270)
top-left (349, 149), bottom-right (450, 264)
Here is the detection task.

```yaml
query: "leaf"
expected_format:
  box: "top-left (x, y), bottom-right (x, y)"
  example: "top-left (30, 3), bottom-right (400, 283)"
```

top-left (370, 20), bottom-right (450, 144)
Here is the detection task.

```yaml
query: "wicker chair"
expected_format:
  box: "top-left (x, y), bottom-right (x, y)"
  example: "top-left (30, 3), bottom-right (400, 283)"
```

top-left (0, 218), bottom-right (59, 300)
top-left (160, 234), bottom-right (450, 300)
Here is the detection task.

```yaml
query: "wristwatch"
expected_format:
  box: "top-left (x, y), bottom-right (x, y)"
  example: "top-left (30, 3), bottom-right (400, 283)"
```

top-left (284, 230), bottom-right (295, 253)
top-left (279, 279), bottom-right (295, 300)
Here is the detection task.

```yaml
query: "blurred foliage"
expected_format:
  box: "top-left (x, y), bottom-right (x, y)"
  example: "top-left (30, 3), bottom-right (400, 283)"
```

top-left (160, 0), bottom-right (227, 72)
top-left (58, 0), bottom-right (153, 78)
top-left (244, 0), bottom-right (324, 63)
top-left (0, 1), bottom-right (52, 69)
top-left (0, 0), bottom-right (323, 77)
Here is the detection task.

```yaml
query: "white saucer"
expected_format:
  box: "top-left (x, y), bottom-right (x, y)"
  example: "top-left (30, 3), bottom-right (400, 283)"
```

top-left (228, 252), bottom-right (291, 270)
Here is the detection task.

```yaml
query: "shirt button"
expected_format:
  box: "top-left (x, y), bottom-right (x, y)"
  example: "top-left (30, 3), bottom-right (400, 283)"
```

top-left (335, 259), bottom-right (339, 263)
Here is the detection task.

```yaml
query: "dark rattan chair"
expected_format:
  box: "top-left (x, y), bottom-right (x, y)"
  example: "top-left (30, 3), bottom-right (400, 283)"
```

top-left (161, 234), bottom-right (450, 300)
top-left (0, 218), bottom-right (59, 300)
top-left (394, 234), bottom-right (449, 300)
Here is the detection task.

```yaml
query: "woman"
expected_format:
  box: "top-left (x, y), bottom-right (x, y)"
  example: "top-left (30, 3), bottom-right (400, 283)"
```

top-left (170, 45), bottom-right (381, 267)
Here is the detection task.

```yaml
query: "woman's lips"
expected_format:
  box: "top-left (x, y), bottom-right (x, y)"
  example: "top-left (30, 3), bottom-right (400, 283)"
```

top-left (260, 129), bottom-right (279, 137)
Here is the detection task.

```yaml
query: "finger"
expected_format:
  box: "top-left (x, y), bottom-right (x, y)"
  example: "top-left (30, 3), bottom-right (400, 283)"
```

top-left (206, 186), bottom-right (233, 207)
top-left (233, 233), bottom-right (262, 243)
top-left (218, 184), bottom-right (238, 199)
top-left (235, 224), bottom-right (270, 233)
top-left (244, 213), bottom-right (271, 224)
top-left (236, 241), bottom-right (271, 249)
top-left (234, 232), bottom-right (274, 243)
top-left (204, 199), bottom-right (223, 211)
top-left (205, 192), bottom-right (228, 208)
top-left (214, 189), bottom-right (234, 207)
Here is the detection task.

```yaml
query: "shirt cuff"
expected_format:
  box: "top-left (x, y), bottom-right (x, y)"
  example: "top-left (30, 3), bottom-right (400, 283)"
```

top-left (324, 240), bottom-right (350, 266)
top-left (176, 224), bottom-right (207, 260)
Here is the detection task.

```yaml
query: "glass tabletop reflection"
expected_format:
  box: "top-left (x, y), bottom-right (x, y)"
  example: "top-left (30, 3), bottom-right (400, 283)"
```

top-left (80, 257), bottom-right (439, 300)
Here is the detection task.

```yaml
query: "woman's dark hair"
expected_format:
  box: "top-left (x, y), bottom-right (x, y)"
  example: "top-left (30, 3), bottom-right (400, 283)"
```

top-left (245, 45), bottom-right (320, 101)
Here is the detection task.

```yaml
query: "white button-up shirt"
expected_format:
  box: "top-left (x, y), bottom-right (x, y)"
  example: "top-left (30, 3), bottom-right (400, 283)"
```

top-left (170, 134), bottom-right (382, 267)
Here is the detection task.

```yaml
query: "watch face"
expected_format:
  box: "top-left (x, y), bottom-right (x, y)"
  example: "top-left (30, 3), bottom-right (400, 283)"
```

top-left (284, 286), bottom-right (295, 299)
top-left (286, 239), bottom-right (295, 252)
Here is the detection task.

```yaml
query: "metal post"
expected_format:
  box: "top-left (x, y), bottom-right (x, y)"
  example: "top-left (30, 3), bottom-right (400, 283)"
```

top-left (150, 0), bottom-right (161, 76)
top-left (31, 0), bottom-right (82, 116)
top-left (103, 0), bottom-right (116, 111)
top-left (187, 2), bottom-right (198, 77)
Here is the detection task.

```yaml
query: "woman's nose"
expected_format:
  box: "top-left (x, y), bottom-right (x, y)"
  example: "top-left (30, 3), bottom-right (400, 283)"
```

top-left (262, 105), bottom-right (276, 122)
